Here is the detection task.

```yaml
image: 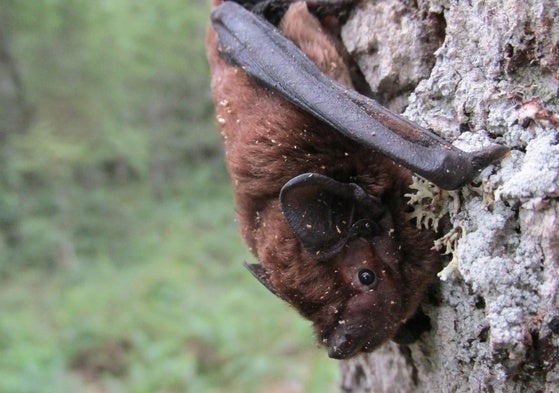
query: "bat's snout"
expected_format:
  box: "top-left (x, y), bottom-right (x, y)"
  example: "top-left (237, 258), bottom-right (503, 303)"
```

top-left (327, 332), bottom-right (360, 359)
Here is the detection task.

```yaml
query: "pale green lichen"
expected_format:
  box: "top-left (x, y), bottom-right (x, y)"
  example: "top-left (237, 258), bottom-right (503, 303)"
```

top-left (406, 176), bottom-right (494, 281)
top-left (405, 176), bottom-right (494, 281)
top-left (435, 225), bottom-right (466, 281)
top-left (405, 176), bottom-right (459, 232)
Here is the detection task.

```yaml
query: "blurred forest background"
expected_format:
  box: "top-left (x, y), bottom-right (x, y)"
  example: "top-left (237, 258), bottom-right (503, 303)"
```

top-left (0, 1), bottom-right (338, 392)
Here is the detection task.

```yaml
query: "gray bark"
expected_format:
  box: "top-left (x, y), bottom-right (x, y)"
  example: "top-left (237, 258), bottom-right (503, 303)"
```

top-left (340, 0), bottom-right (559, 392)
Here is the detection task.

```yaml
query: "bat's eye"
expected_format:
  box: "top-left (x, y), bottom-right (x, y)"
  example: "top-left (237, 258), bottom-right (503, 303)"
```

top-left (358, 269), bottom-right (376, 286)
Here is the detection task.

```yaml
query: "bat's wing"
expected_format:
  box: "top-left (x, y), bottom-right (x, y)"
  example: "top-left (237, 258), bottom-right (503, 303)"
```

top-left (210, 1), bottom-right (508, 190)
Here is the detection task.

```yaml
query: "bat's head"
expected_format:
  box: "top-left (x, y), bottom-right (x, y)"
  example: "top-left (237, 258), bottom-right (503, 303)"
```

top-left (246, 172), bottom-right (435, 359)
top-left (310, 236), bottom-right (406, 359)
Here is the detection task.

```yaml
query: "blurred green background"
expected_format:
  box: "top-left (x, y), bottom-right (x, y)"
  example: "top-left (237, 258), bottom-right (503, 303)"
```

top-left (0, 0), bottom-right (338, 392)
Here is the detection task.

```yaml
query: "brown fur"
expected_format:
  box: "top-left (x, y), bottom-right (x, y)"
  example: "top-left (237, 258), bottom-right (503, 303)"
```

top-left (206, 0), bottom-right (440, 358)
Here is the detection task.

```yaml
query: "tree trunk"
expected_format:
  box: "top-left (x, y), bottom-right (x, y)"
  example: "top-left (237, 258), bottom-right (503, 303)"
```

top-left (339, 0), bottom-right (559, 391)
top-left (0, 19), bottom-right (30, 140)
top-left (0, 17), bottom-right (31, 247)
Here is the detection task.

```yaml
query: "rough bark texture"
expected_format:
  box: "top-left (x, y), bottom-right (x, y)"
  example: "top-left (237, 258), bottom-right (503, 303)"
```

top-left (339, 0), bottom-right (559, 392)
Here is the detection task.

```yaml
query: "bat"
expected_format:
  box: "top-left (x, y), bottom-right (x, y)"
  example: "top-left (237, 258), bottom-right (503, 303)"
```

top-left (206, 0), bottom-right (507, 358)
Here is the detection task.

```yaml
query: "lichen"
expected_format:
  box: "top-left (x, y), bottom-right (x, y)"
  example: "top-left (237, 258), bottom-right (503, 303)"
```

top-left (406, 176), bottom-right (498, 281)
top-left (405, 176), bottom-right (458, 232)
top-left (435, 225), bottom-right (465, 281)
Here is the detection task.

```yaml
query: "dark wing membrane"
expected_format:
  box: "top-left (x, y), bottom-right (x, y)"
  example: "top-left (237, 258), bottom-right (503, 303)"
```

top-left (210, 1), bottom-right (508, 189)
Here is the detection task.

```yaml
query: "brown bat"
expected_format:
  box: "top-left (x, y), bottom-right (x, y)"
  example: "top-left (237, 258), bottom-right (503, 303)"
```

top-left (206, 0), bottom-right (507, 358)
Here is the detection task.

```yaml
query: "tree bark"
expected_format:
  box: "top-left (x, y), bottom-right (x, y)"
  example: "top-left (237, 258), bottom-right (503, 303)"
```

top-left (339, 0), bottom-right (559, 391)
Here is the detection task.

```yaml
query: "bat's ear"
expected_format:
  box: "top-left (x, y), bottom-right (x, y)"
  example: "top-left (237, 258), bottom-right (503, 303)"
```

top-left (280, 173), bottom-right (384, 261)
top-left (243, 261), bottom-right (285, 300)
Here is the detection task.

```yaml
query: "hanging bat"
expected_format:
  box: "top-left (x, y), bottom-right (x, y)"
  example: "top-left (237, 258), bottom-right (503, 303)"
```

top-left (206, 0), bottom-right (507, 358)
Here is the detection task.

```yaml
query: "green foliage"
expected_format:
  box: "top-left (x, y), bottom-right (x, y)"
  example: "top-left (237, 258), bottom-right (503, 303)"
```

top-left (0, 168), bottom-right (339, 392)
top-left (0, 0), bottom-right (339, 391)
top-left (1, 0), bottom-right (220, 268)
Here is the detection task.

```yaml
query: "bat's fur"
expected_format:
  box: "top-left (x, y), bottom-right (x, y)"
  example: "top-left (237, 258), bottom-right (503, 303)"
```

top-left (206, 0), bottom-right (440, 358)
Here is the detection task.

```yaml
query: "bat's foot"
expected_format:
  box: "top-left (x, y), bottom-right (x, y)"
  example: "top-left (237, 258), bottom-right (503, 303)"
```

top-left (306, 0), bottom-right (357, 26)
top-left (392, 308), bottom-right (431, 345)
top-left (230, 0), bottom-right (289, 25)
top-left (225, 0), bottom-right (358, 27)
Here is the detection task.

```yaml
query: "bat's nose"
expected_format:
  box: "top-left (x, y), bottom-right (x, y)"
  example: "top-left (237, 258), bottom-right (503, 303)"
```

top-left (327, 333), bottom-right (359, 359)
